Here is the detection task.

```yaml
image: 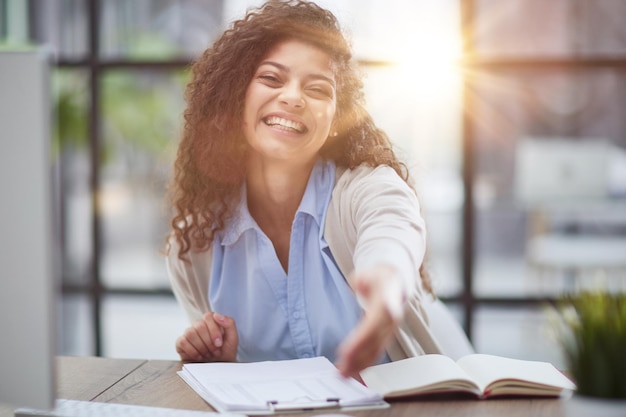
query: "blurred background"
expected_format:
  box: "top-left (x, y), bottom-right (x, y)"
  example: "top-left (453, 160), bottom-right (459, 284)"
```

top-left (1, 0), bottom-right (625, 368)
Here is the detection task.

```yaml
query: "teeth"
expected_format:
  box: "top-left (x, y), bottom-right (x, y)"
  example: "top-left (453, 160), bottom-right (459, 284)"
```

top-left (264, 116), bottom-right (306, 133)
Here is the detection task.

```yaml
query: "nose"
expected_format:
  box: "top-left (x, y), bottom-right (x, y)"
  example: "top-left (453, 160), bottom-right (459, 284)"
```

top-left (279, 82), bottom-right (305, 108)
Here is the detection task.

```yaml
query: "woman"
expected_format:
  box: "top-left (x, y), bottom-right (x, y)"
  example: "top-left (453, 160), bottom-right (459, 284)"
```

top-left (166, 0), bottom-right (444, 377)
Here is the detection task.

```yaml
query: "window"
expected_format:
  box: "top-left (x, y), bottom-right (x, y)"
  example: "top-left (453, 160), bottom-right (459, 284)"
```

top-left (20, 0), bottom-right (626, 363)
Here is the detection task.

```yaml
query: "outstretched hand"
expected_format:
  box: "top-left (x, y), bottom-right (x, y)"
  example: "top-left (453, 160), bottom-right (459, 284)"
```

top-left (335, 265), bottom-right (404, 378)
top-left (176, 312), bottom-right (239, 362)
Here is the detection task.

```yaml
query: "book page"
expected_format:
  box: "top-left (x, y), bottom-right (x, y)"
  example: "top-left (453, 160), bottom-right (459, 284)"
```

top-left (360, 354), bottom-right (481, 398)
top-left (456, 354), bottom-right (576, 396)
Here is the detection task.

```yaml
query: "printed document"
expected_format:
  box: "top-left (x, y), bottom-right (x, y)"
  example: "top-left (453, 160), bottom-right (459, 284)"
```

top-left (178, 356), bottom-right (388, 414)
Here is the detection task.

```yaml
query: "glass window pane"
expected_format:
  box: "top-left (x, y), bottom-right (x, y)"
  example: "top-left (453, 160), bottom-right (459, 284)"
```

top-left (363, 63), bottom-right (464, 297)
top-left (100, 69), bottom-right (187, 289)
top-left (59, 294), bottom-right (94, 356)
top-left (102, 295), bottom-right (187, 359)
top-left (46, 0), bottom-right (89, 59)
top-left (53, 69), bottom-right (92, 286)
top-left (474, 0), bottom-right (626, 58)
top-left (468, 68), bottom-right (626, 297)
top-left (100, 0), bottom-right (224, 60)
top-left (360, 0), bottom-right (463, 297)
top-left (473, 306), bottom-right (565, 368)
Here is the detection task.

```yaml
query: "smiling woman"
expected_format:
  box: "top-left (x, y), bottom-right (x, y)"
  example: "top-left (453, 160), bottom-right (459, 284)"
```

top-left (242, 39), bottom-right (337, 168)
top-left (165, 0), bottom-right (469, 379)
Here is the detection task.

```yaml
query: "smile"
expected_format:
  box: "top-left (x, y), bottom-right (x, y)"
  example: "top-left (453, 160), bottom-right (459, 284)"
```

top-left (263, 116), bottom-right (307, 133)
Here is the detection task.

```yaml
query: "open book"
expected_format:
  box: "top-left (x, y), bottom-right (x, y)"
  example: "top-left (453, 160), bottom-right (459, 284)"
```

top-left (360, 354), bottom-right (576, 399)
top-left (178, 356), bottom-right (387, 415)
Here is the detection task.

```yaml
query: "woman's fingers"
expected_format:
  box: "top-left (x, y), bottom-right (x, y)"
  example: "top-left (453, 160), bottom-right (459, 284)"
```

top-left (176, 327), bottom-right (213, 361)
top-left (199, 312), bottom-right (226, 355)
top-left (175, 335), bottom-right (197, 361)
top-left (213, 313), bottom-right (239, 362)
top-left (176, 312), bottom-right (239, 362)
top-left (336, 308), bottom-right (393, 377)
top-left (337, 266), bottom-right (404, 377)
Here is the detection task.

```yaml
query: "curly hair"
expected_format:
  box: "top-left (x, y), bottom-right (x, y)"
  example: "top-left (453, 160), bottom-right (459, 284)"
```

top-left (167, 0), bottom-right (432, 294)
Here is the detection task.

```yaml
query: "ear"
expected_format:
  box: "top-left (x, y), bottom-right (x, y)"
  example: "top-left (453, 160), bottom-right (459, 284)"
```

top-left (329, 120), bottom-right (339, 138)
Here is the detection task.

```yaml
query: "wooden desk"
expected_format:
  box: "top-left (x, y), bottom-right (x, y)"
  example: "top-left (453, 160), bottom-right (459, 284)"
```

top-left (1, 356), bottom-right (622, 417)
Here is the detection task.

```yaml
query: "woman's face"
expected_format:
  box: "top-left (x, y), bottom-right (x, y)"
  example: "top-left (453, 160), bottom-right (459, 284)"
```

top-left (242, 39), bottom-right (337, 167)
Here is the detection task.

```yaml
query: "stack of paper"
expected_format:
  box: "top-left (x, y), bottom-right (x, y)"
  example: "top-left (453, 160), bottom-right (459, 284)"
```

top-left (178, 356), bottom-right (387, 415)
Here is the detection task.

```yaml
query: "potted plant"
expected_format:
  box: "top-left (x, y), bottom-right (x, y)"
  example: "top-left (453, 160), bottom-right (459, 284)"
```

top-left (555, 290), bottom-right (626, 414)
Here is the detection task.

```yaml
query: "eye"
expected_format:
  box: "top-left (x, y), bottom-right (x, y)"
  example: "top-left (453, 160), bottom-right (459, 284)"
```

top-left (307, 85), bottom-right (334, 99)
top-left (257, 73), bottom-right (282, 87)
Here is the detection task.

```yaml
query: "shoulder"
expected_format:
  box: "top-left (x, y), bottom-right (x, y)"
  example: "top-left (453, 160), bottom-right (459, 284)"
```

top-left (336, 165), bottom-right (406, 186)
top-left (327, 163), bottom-right (420, 234)
top-left (336, 164), bottom-right (402, 183)
top-left (333, 164), bottom-right (415, 202)
top-left (166, 231), bottom-right (214, 271)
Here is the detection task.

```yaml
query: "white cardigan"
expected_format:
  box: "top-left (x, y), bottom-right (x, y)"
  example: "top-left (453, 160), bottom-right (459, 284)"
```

top-left (166, 164), bottom-right (444, 361)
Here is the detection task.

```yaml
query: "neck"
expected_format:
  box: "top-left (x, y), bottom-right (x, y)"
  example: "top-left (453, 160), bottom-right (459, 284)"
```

top-left (245, 157), bottom-right (316, 228)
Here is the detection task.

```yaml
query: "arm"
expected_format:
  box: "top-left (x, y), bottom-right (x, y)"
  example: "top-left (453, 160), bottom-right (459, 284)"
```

top-left (336, 264), bottom-right (406, 377)
top-left (166, 236), bottom-right (239, 361)
top-left (349, 166), bottom-right (427, 298)
top-left (327, 166), bottom-right (433, 376)
top-left (165, 235), bottom-right (212, 323)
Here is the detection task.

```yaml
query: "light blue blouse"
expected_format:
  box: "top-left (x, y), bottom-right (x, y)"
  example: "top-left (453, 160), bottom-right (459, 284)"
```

top-left (209, 159), bottom-right (367, 363)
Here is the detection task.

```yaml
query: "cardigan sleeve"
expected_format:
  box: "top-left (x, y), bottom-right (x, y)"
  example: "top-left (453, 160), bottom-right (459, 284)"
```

top-left (329, 165), bottom-right (427, 297)
top-left (325, 164), bottom-right (444, 359)
top-left (165, 235), bottom-right (213, 323)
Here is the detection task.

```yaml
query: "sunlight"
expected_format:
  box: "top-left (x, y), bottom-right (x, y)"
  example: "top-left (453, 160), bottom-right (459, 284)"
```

top-left (356, 0), bottom-right (464, 96)
top-left (391, 36), bottom-right (463, 95)
top-left (357, 3), bottom-right (465, 213)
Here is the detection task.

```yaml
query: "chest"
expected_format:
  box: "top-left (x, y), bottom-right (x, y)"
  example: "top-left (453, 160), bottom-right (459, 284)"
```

top-left (262, 225), bottom-right (292, 273)
top-left (209, 220), bottom-right (363, 362)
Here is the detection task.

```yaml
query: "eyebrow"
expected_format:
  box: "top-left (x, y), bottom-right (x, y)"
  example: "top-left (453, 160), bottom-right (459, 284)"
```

top-left (259, 61), bottom-right (336, 88)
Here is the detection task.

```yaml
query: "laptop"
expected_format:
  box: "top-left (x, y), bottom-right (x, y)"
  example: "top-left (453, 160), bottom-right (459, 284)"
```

top-left (514, 136), bottom-right (612, 205)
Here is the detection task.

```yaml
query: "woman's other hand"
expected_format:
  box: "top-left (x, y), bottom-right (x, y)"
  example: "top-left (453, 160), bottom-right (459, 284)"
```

top-left (176, 312), bottom-right (239, 362)
top-left (335, 265), bottom-right (404, 378)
